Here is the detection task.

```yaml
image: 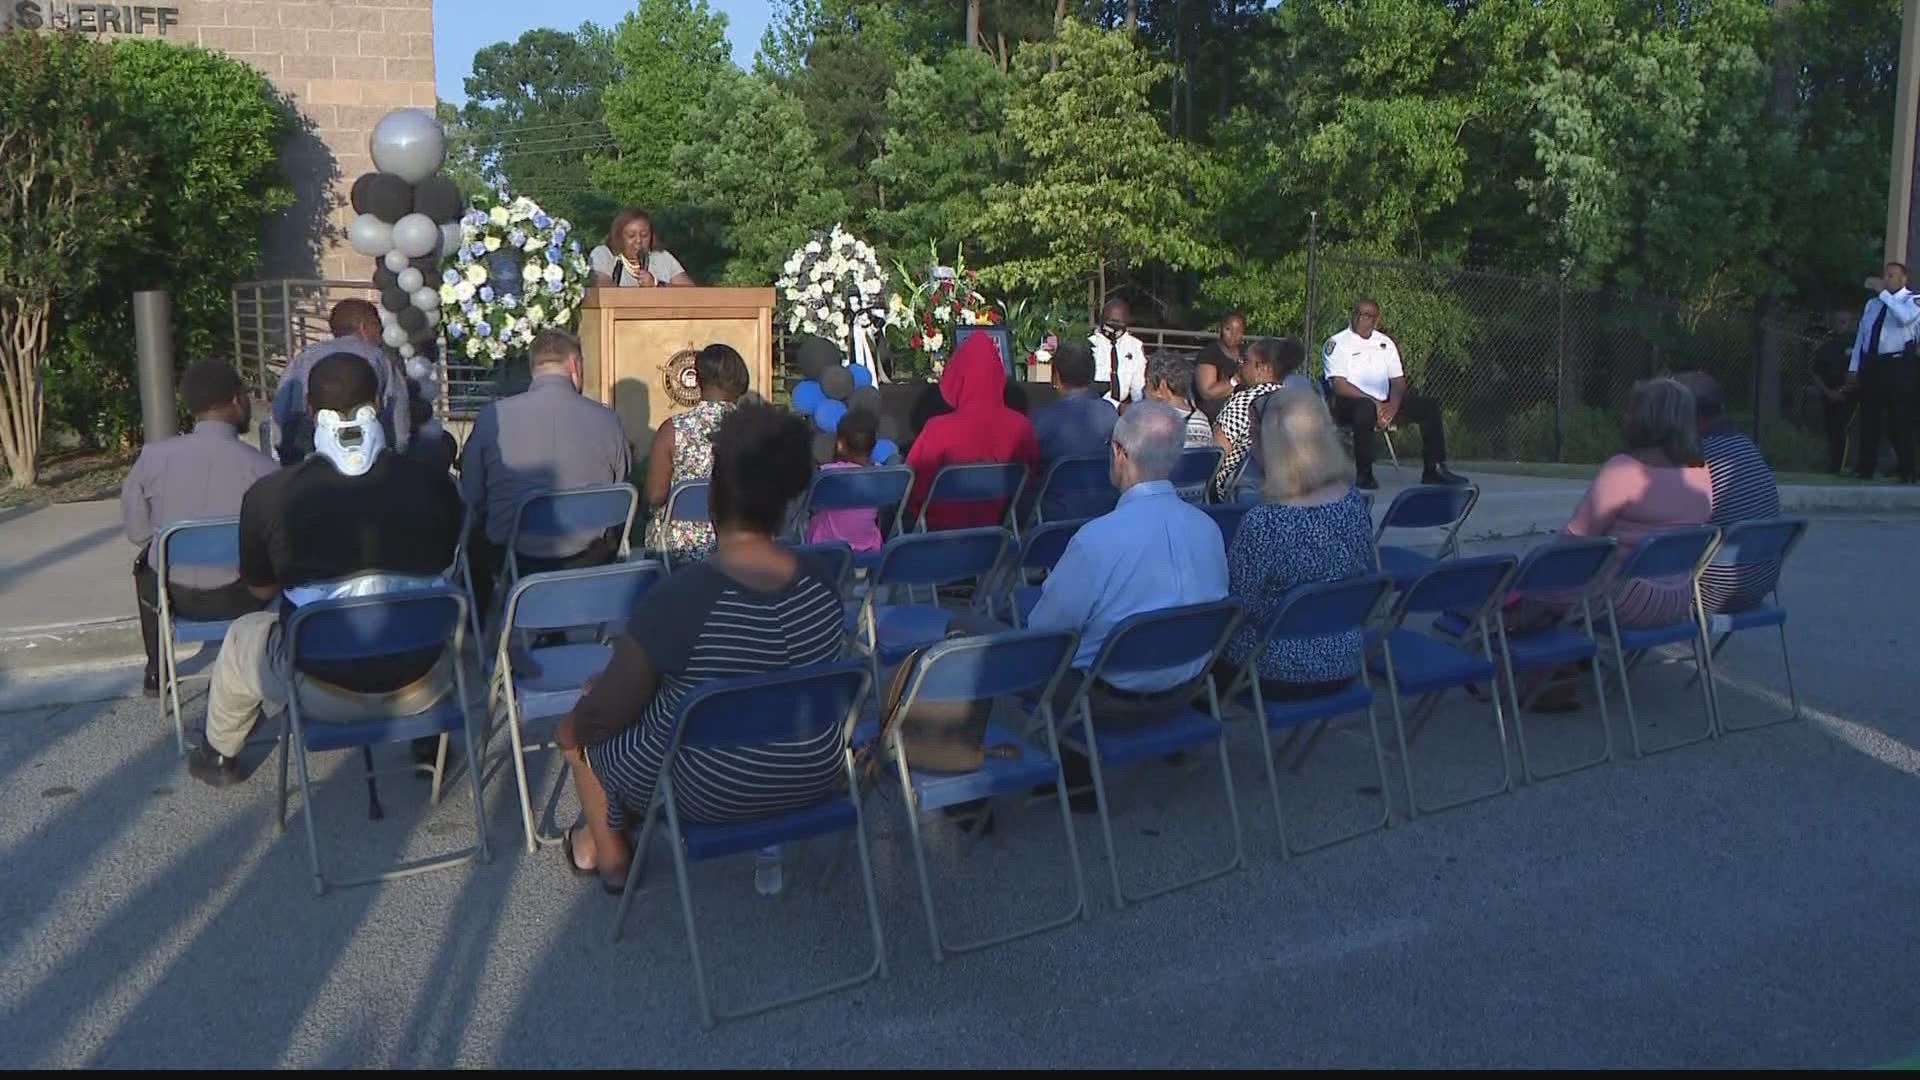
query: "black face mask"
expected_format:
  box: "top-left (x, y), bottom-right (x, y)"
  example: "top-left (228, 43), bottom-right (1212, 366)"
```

top-left (1101, 322), bottom-right (1125, 337)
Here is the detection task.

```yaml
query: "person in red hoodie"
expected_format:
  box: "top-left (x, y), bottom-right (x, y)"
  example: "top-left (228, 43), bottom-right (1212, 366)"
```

top-left (905, 332), bottom-right (1040, 529)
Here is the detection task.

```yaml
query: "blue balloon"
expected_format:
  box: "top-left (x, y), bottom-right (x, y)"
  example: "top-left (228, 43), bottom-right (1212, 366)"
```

top-left (849, 362), bottom-right (874, 389)
top-left (872, 438), bottom-right (899, 465)
top-left (790, 379), bottom-right (825, 415)
top-left (813, 398), bottom-right (848, 433)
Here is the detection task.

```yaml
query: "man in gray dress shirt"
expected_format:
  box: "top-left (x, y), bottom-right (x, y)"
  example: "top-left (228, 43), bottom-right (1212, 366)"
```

top-left (271, 298), bottom-right (409, 464)
top-left (121, 360), bottom-right (278, 696)
top-left (458, 328), bottom-right (632, 622)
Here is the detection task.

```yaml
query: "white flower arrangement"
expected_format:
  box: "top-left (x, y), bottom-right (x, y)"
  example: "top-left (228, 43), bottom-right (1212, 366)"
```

top-left (776, 224), bottom-right (887, 346)
top-left (438, 190), bottom-right (591, 366)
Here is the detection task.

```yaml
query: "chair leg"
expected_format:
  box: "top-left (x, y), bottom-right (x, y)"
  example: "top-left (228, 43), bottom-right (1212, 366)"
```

top-left (275, 716), bottom-right (292, 832)
top-left (428, 734), bottom-right (450, 807)
top-left (846, 771), bottom-right (890, 982)
top-left (162, 622), bottom-right (187, 756)
top-left (610, 789), bottom-right (667, 943)
top-left (290, 726), bottom-right (328, 896)
top-left (660, 795), bottom-right (716, 1030)
top-left (504, 700), bottom-right (539, 854)
top-left (1080, 705), bottom-right (1129, 912)
top-left (895, 756), bottom-right (949, 964)
top-left (1715, 625), bottom-right (1805, 735)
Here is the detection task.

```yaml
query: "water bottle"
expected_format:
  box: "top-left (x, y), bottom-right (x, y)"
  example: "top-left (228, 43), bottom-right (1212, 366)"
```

top-left (753, 845), bottom-right (784, 896)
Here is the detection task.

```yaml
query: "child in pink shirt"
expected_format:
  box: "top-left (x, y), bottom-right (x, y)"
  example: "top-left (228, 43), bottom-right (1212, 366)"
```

top-left (806, 410), bottom-right (885, 552)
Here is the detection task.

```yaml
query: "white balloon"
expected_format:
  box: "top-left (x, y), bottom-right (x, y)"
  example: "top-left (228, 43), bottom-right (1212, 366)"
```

top-left (378, 305), bottom-right (398, 325)
top-left (404, 356), bottom-right (433, 380)
top-left (347, 214), bottom-right (393, 258)
top-left (398, 343), bottom-right (416, 359)
top-left (382, 323), bottom-right (408, 348)
top-left (439, 222), bottom-right (464, 256)
top-left (396, 267), bottom-right (424, 293)
top-left (383, 249), bottom-right (411, 274)
top-left (422, 305), bottom-right (441, 327)
top-left (412, 375), bottom-right (439, 401)
top-left (391, 213), bottom-right (439, 259)
top-left (369, 108), bottom-right (448, 184)
top-left (411, 286), bottom-right (440, 311)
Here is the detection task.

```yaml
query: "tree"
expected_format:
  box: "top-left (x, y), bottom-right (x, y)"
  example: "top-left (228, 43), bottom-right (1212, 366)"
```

top-left (0, 33), bottom-right (149, 485)
top-left (981, 18), bottom-right (1220, 317)
top-left (594, 0), bottom-right (732, 210)
top-left (867, 48), bottom-right (1014, 261)
top-left (668, 71), bottom-right (849, 283)
top-left (458, 24), bottom-right (621, 231)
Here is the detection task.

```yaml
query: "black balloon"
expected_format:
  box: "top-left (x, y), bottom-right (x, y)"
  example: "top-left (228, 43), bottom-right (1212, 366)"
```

top-left (793, 334), bottom-right (842, 380)
top-left (373, 265), bottom-right (399, 291)
top-left (812, 430), bottom-right (837, 465)
top-left (849, 385), bottom-right (881, 415)
top-left (410, 255), bottom-right (440, 275)
top-left (351, 172), bottom-right (412, 222)
top-left (380, 286), bottom-right (411, 314)
top-left (397, 305), bottom-right (427, 333)
top-left (412, 175), bottom-right (464, 223)
top-left (877, 414), bottom-right (901, 444)
top-left (818, 364), bottom-right (853, 401)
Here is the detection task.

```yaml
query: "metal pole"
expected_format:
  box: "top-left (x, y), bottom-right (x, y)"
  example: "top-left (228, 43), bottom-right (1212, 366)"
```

top-left (134, 290), bottom-right (176, 443)
top-left (1304, 210), bottom-right (1320, 378)
top-left (1887, 0), bottom-right (1920, 264)
top-left (1555, 274), bottom-right (1567, 463)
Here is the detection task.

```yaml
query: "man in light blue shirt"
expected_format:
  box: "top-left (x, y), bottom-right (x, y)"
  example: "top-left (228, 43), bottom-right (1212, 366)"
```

top-left (271, 299), bottom-right (409, 465)
top-left (1846, 260), bottom-right (1920, 481)
top-left (1028, 400), bottom-right (1229, 721)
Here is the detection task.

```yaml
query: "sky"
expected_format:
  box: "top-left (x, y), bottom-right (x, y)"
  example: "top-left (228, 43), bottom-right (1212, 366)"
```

top-left (432, 0), bottom-right (771, 106)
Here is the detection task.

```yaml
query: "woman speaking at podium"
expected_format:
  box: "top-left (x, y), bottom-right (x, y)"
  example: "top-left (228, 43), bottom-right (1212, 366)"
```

top-left (588, 207), bottom-right (696, 287)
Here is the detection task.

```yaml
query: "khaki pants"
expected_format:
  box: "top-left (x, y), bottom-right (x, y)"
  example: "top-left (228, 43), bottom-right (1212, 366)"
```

top-left (205, 610), bottom-right (454, 757)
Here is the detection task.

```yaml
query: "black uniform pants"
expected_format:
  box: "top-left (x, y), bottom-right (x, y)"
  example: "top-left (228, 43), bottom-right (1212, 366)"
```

top-left (465, 528), bottom-right (619, 629)
top-left (134, 549), bottom-right (268, 680)
top-left (1331, 393), bottom-right (1448, 475)
top-left (1854, 353), bottom-right (1917, 480)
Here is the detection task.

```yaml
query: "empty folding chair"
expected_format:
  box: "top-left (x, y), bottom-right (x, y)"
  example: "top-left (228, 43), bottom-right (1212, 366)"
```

top-left (914, 462), bottom-right (1028, 538)
top-left (1435, 537), bottom-right (1618, 783)
top-left (1369, 553), bottom-right (1520, 816)
top-left (1219, 575), bottom-right (1396, 856)
top-left (853, 528), bottom-right (1012, 687)
top-left (886, 629), bottom-right (1088, 962)
top-left (796, 465), bottom-right (913, 571)
top-left (275, 587), bottom-right (490, 895)
top-left (655, 479), bottom-right (712, 570)
top-left (1169, 446), bottom-right (1222, 504)
top-left (791, 539), bottom-right (855, 592)
top-left (608, 662), bottom-right (887, 1029)
top-left (1204, 502), bottom-right (1250, 552)
top-left (153, 517), bottom-right (247, 756)
top-left (1374, 483), bottom-right (1479, 590)
top-left (1027, 454), bottom-right (1117, 525)
top-left (489, 561), bottom-right (664, 852)
top-left (1595, 526), bottom-right (1722, 757)
top-left (1006, 518), bottom-right (1091, 628)
top-left (1697, 517), bottom-right (1811, 734)
top-left (1055, 599), bottom-right (1246, 909)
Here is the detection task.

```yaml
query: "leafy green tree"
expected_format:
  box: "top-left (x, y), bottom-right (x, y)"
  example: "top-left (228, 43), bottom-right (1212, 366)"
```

top-left (594, 0), bottom-right (733, 211)
top-left (458, 24), bottom-right (621, 231)
top-left (867, 48), bottom-right (1013, 261)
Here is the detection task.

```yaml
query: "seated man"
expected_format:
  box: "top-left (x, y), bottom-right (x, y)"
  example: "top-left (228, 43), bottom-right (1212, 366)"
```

top-left (1323, 296), bottom-right (1467, 490)
top-left (271, 298), bottom-right (408, 465)
top-left (458, 328), bottom-right (631, 621)
top-left (1029, 340), bottom-right (1118, 520)
top-left (189, 353), bottom-right (465, 787)
top-left (1674, 370), bottom-right (1782, 613)
top-left (121, 360), bottom-right (278, 697)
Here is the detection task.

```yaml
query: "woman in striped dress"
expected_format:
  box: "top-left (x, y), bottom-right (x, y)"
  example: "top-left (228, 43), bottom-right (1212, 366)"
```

top-left (557, 402), bottom-right (846, 890)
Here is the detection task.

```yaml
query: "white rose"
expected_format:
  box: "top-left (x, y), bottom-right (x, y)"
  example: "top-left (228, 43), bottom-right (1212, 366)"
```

top-left (483, 235), bottom-right (501, 252)
top-left (465, 337), bottom-right (483, 358)
top-left (454, 281), bottom-right (476, 302)
top-left (927, 333), bottom-right (944, 353)
top-left (528, 304), bottom-right (546, 323)
top-left (554, 308), bottom-right (571, 324)
top-left (489, 206), bottom-right (510, 227)
top-left (464, 264), bottom-right (486, 285)
top-left (524, 236), bottom-right (543, 252)
top-left (543, 264), bottom-right (563, 284)
top-left (784, 287), bottom-right (801, 300)
top-left (522, 262), bottom-right (541, 282)
top-left (438, 284), bottom-right (457, 303)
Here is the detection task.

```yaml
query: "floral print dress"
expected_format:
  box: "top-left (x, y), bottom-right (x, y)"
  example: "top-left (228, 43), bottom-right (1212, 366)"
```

top-left (645, 399), bottom-right (732, 560)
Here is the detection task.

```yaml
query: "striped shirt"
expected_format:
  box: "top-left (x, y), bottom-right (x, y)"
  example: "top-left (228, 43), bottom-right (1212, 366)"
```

top-left (582, 556), bottom-right (847, 829)
top-left (1697, 428), bottom-right (1781, 612)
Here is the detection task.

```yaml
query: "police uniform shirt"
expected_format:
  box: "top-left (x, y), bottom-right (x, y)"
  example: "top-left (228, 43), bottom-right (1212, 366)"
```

top-left (1090, 330), bottom-right (1147, 407)
top-left (1322, 326), bottom-right (1404, 402)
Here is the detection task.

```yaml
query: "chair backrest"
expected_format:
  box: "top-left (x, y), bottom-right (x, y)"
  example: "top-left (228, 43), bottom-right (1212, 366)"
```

top-left (511, 484), bottom-right (638, 549)
top-left (1260, 574), bottom-right (1392, 644)
top-left (1204, 503), bottom-right (1250, 550)
top-left (1376, 484), bottom-right (1480, 551)
top-left (671, 661), bottom-right (870, 751)
top-left (157, 518), bottom-right (242, 575)
top-left (792, 540), bottom-right (854, 590)
top-left (664, 479), bottom-right (712, 524)
top-left (1707, 517), bottom-right (1806, 571)
top-left (1031, 455), bottom-right (1117, 523)
top-left (897, 629), bottom-right (1078, 705)
top-left (872, 527), bottom-right (1011, 589)
top-left (1085, 598), bottom-right (1243, 688)
top-left (919, 462), bottom-right (1028, 529)
top-left (501, 560), bottom-right (663, 634)
top-left (1392, 553), bottom-right (1518, 622)
top-left (1509, 536), bottom-right (1618, 599)
top-left (1615, 525), bottom-right (1720, 583)
top-left (1170, 446), bottom-right (1222, 502)
top-left (286, 587), bottom-right (467, 666)
top-left (803, 465), bottom-right (914, 528)
top-left (1019, 518), bottom-right (1090, 573)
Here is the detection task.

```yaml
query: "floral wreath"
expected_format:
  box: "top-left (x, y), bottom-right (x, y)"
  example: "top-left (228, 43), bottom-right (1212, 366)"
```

top-left (777, 224), bottom-right (887, 346)
top-left (884, 242), bottom-right (999, 374)
top-left (439, 190), bottom-right (592, 366)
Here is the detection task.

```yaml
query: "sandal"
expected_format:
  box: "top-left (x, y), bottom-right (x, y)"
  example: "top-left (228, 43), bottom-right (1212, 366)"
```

top-left (562, 825), bottom-right (595, 879)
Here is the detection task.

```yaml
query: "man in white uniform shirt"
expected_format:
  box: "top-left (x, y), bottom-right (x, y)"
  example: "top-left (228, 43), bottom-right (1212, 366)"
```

top-left (1323, 296), bottom-right (1467, 490)
top-left (1090, 298), bottom-right (1147, 410)
top-left (1845, 260), bottom-right (1920, 482)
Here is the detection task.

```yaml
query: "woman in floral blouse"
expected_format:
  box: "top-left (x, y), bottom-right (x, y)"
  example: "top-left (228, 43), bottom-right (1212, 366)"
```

top-left (643, 344), bottom-right (750, 561)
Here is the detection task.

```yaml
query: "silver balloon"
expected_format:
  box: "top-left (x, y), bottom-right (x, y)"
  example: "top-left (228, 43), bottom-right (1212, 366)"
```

top-left (411, 286), bottom-right (439, 312)
top-left (382, 323), bottom-right (408, 348)
top-left (404, 356), bottom-right (433, 380)
top-left (422, 304), bottom-right (441, 327)
top-left (347, 213), bottom-right (393, 258)
top-left (391, 213), bottom-right (440, 259)
top-left (412, 375), bottom-right (439, 401)
top-left (383, 249), bottom-right (411, 274)
top-left (396, 267), bottom-right (424, 293)
top-left (397, 342), bottom-right (416, 359)
top-left (369, 108), bottom-right (447, 184)
top-left (378, 305), bottom-right (398, 325)
top-left (439, 222), bottom-right (464, 255)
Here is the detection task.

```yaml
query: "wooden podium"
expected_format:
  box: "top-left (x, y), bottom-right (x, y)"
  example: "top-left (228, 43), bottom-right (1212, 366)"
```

top-left (575, 286), bottom-right (776, 449)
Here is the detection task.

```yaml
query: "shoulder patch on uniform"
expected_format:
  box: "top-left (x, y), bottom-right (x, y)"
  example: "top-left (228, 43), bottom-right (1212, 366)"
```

top-left (1322, 338), bottom-right (1336, 357)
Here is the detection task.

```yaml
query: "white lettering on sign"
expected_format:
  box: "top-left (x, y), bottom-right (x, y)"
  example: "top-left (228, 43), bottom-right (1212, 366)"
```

top-left (5, 3), bottom-right (182, 34)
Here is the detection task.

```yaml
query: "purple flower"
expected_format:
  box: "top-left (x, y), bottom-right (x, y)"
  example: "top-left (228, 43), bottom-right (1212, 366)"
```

top-left (507, 228), bottom-right (526, 246)
top-left (546, 280), bottom-right (564, 295)
top-left (502, 294), bottom-right (518, 310)
top-left (475, 321), bottom-right (493, 338)
top-left (479, 286), bottom-right (494, 302)
top-left (447, 320), bottom-right (465, 338)
top-left (533, 212), bottom-right (552, 229)
top-left (468, 242), bottom-right (486, 257)
top-left (441, 269), bottom-right (459, 286)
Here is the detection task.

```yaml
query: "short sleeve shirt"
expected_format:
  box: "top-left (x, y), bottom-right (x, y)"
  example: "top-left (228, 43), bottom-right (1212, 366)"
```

top-left (589, 244), bottom-right (685, 285)
top-left (1323, 327), bottom-right (1403, 402)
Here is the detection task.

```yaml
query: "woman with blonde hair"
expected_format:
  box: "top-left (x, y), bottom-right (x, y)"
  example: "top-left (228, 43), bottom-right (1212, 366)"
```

top-left (1218, 389), bottom-right (1376, 699)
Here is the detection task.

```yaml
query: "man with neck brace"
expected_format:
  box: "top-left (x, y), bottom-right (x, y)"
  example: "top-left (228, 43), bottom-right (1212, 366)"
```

top-left (189, 353), bottom-right (465, 787)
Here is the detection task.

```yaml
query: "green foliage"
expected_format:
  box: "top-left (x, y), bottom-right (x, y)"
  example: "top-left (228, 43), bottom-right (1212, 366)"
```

top-left (866, 48), bottom-right (1013, 261)
top-left (594, 0), bottom-right (733, 209)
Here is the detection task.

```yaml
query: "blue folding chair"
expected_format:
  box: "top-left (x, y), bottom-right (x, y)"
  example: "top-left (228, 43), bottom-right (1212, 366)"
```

top-left (607, 662), bottom-right (887, 1030)
top-left (792, 539), bottom-right (856, 592)
top-left (275, 587), bottom-right (489, 895)
top-left (1438, 537), bottom-right (1618, 783)
top-left (488, 560), bottom-right (664, 852)
top-left (1321, 375), bottom-right (1402, 471)
top-left (1006, 518), bottom-right (1091, 628)
top-left (885, 629), bottom-right (1088, 961)
top-left (797, 465), bottom-right (913, 570)
top-left (1219, 575), bottom-right (1395, 856)
top-left (853, 527), bottom-right (1012, 685)
top-left (1369, 554), bottom-right (1519, 816)
top-left (914, 462), bottom-right (1028, 537)
top-left (153, 518), bottom-right (249, 756)
top-left (1027, 455), bottom-right (1117, 525)
top-left (1204, 503), bottom-right (1249, 552)
top-left (655, 479), bottom-right (712, 570)
top-left (1170, 446), bottom-right (1222, 505)
top-left (1596, 526), bottom-right (1721, 758)
top-left (505, 484), bottom-right (638, 582)
top-left (1056, 599), bottom-right (1246, 909)
top-left (1374, 483), bottom-right (1479, 589)
top-left (1697, 518), bottom-right (1810, 735)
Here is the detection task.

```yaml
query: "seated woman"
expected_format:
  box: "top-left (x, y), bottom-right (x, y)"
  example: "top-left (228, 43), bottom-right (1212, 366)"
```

top-left (904, 333), bottom-right (1038, 529)
top-left (588, 207), bottom-right (695, 287)
top-left (556, 401), bottom-right (848, 890)
top-left (1218, 390), bottom-right (1376, 699)
top-left (643, 343), bottom-right (750, 562)
top-left (1209, 336), bottom-right (1296, 500)
top-left (1144, 349), bottom-right (1216, 448)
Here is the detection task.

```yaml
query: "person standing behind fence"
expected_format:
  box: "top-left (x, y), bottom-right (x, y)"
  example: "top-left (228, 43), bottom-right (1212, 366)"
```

top-left (271, 298), bottom-right (408, 465)
top-left (1811, 308), bottom-right (1858, 475)
top-left (1845, 261), bottom-right (1920, 483)
top-left (1322, 297), bottom-right (1467, 491)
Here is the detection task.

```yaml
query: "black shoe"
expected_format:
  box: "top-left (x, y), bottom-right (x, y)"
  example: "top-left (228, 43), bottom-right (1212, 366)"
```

top-left (187, 743), bottom-right (244, 788)
top-left (143, 670), bottom-right (160, 699)
top-left (1355, 470), bottom-right (1379, 491)
top-left (1423, 464), bottom-right (1470, 485)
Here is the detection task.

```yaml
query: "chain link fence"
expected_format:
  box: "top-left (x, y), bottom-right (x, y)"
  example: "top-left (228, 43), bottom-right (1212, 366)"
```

top-left (1303, 251), bottom-right (1835, 473)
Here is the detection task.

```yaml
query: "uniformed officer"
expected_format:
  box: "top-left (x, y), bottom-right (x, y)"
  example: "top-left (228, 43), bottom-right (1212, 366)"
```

top-left (1090, 298), bottom-right (1147, 410)
top-left (1322, 296), bottom-right (1467, 490)
top-left (1845, 261), bottom-right (1920, 482)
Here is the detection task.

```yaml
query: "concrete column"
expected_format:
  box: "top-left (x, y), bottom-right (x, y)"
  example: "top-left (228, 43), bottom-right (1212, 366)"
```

top-left (133, 291), bottom-right (176, 443)
top-left (1888, 0), bottom-right (1920, 264)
